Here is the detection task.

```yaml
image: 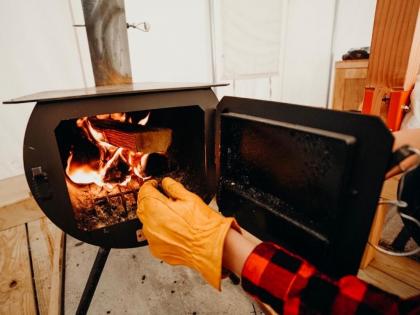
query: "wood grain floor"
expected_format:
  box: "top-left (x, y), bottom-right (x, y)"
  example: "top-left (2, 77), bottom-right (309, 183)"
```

top-left (0, 197), bottom-right (64, 315)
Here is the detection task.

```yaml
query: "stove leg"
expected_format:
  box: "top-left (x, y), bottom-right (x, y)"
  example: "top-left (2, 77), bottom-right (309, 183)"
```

top-left (76, 247), bottom-right (111, 315)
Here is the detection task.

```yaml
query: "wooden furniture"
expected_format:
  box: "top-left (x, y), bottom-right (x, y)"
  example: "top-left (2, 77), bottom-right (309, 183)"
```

top-left (332, 60), bottom-right (368, 112)
top-left (362, 0), bottom-right (420, 131)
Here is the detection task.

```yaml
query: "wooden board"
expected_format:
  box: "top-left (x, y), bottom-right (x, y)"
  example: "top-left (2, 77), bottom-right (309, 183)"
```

top-left (92, 121), bottom-right (173, 154)
top-left (335, 60), bottom-right (369, 69)
top-left (0, 225), bottom-right (37, 314)
top-left (360, 204), bottom-right (387, 269)
top-left (360, 176), bottom-right (400, 268)
top-left (0, 198), bottom-right (44, 232)
top-left (332, 61), bottom-right (368, 111)
top-left (47, 231), bottom-right (65, 315)
top-left (342, 78), bottom-right (366, 111)
top-left (358, 266), bottom-right (419, 299)
top-left (370, 251), bottom-right (420, 290)
top-left (380, 176), bottom-right (400, 200)
top-left (0, 174), bottom-right (30, 208)
top-left (27, 218), bottom-right (65, 315)
top-left (369, 86), bottom-right (390, 119)
top-left (367, 0), bottom-right (420, 90)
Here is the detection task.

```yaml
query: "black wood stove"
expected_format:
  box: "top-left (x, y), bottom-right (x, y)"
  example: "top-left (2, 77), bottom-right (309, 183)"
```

top-left (4, 83), bottom-right (394, 314)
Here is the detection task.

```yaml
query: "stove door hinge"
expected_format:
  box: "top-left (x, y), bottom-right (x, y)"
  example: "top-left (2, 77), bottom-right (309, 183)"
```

top-left (31, 166), bottom-right (52, 201)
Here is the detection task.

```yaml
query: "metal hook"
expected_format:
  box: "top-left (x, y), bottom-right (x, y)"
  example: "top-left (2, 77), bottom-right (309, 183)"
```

top-left (127, 22), bottom-right (151, 32)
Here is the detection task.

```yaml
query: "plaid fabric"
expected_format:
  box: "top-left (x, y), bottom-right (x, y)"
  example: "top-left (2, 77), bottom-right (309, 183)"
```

top-left (241, 242), bottom-right (420, 314)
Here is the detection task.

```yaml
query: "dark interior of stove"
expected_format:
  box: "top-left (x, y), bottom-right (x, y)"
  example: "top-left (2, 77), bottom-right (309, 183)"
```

top-left (55, 105), bottom-right (207, 232)
top-left (218, 113), bottom-right (357, 260)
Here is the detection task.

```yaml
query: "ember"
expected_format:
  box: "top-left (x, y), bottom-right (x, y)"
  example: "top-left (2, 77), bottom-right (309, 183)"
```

top-left (63, 112), bottom-right (172, 231)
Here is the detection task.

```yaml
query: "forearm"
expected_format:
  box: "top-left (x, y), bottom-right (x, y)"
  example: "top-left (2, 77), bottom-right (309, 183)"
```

top-left (223, 236), bottom-right (410, 314)
top-left (222, 228), bottom-right (257, 276)
top-left (386, 128), bottom-right (420, 178)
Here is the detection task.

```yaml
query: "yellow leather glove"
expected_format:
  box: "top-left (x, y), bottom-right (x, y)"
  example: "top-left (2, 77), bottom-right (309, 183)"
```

top-left (137, 177), bottom-right (240, 290)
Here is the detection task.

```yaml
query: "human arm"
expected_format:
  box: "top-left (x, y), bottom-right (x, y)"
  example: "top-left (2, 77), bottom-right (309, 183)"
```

top-left (136, 177), bottom-right (241, 290)
top-left (225, 234), bottom-right (419, 314)
top-left (222, 228), bottom-right (256, 276)
top-left (385, 128), bottom-right (420, 179)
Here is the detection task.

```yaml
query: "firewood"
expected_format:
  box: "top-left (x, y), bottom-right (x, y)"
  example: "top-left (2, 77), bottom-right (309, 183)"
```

top-left (66, 177), bottom-right (141, 231)
top-left (90, 119), bottom-right (172, 153)
top-left (143, 153), bottom-right (169, 177)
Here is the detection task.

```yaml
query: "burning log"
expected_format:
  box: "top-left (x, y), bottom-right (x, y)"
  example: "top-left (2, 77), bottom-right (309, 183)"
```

top-left (90, 119), bottom-right (173, 154)
top-left (66, 177), bottom-right (141, 231)
top-left (142, 153), bottom-right (170, 177)
top-left (64, 114), bottom-right (174, 231)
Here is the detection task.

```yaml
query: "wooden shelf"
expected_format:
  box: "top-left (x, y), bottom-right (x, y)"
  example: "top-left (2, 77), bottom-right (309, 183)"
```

top-left (332, 60), bottom-right (368, 111)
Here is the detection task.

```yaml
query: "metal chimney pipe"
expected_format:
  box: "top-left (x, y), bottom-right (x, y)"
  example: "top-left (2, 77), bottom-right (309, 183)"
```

top-left (82, 0), bottom-right (133, 86)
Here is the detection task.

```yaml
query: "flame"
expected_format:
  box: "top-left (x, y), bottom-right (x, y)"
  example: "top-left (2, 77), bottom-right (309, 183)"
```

top-left (66, 112), bottom-right (152, 190)
top-left (138, 112), bottom-right (150, 126)
top-left (96, 113), bottom-right (127, 122)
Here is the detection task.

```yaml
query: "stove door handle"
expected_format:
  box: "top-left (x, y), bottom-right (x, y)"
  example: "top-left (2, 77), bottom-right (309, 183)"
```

top-left (31, 166), bottom-right (52, 201)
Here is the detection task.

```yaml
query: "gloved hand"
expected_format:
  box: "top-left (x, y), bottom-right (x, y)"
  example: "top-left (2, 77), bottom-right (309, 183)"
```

top-left (137, 177), bottom-right (240, 290)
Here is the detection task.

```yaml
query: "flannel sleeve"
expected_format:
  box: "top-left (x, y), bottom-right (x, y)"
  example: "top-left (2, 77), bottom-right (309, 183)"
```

top-left (241, 242), bottom-right (420, 315)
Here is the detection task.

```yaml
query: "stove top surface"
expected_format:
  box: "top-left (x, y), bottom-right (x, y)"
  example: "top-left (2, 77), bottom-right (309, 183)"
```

top-left (3, 82), bottom-right (228, 104)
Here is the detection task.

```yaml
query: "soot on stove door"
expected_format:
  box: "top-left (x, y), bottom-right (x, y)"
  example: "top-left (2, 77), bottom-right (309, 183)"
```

top-left (55, 106), bottom-right (206, 232)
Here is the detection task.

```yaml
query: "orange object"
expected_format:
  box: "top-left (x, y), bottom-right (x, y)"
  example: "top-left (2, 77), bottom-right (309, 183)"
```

top-left (136, 178), bottom-right (241, 290)
top-left (387, 90), bottom-right (411, 131)
top-left (361, 0), bottom-right (419, 132)
top-left (362, 88), bottom-right (411, 131)
top-left (362, 88), bottom-right (374, 115)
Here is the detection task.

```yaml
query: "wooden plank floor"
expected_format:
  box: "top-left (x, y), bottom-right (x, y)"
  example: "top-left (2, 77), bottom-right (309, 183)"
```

top-left (0, 225), bottom-right (37, 314)
top-left (0, 196), bottom-right (418, 314)
top-left (27, 218), bottom-right (65, 315)
top-left (358, 248), bottom-right (420, 298)
top-left (0, 197), bottom-right (64, 315)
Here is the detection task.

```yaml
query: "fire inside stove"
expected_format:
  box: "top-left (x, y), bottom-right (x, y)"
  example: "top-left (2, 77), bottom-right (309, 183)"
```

top-left (55, 106), bottom-right (206, 231)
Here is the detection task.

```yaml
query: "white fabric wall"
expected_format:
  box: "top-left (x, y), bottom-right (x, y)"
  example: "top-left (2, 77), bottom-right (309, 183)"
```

top-left (214, 0), bottom-right (376, 109)
top-left (220, 0), bottom-right (283, 79)
top-left (214, 0), bottom-right (337, 107)
top-left (278, 0), bottom-right (336, 106)
top-left (332, 0), bottom-right (376, 61)
top-left (125, 0), bottom-right (213, 83)
top-left (327, 0), bottom-right (377, 106)
top-left (0, 0), bottom-right (85, 180)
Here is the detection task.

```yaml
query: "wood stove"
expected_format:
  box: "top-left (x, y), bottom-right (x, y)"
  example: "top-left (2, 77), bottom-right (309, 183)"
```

top-left (5, 83), bottom-right (394, 299)
top-left (5, 83), bottom-right (222, 249)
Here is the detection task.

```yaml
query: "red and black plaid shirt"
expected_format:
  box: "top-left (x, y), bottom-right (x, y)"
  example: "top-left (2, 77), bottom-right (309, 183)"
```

top-left (241, 242), bottom-right (420, 314)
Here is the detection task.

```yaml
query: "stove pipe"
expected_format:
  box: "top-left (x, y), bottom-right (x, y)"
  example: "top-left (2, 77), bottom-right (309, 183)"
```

top-left (82, 0), bottom-right (133, 86)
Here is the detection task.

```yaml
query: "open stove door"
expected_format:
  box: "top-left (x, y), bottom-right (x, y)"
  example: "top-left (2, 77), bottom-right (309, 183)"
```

top-left (216, 96), bottom-right (394, 278)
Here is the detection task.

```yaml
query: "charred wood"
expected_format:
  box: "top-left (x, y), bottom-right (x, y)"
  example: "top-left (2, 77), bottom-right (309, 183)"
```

top-left (90, 119), bottom-right (172, 154)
